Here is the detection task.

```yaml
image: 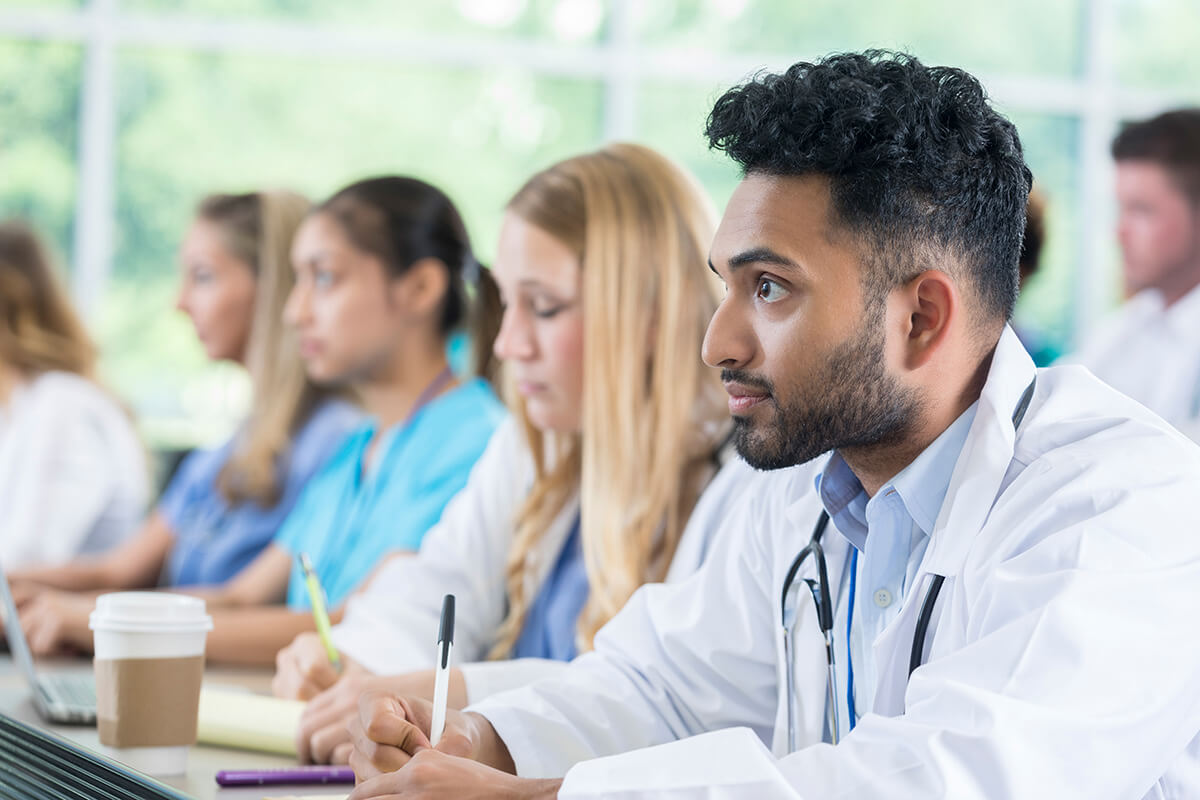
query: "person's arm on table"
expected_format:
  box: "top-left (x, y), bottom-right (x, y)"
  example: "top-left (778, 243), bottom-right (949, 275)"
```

top-left (9, 511), bottom-right (174, 594)
top-left (202, 604), bottom-right (344, 666)
top-left (10, 515), bottom-right (176, 654)
top-left (175, 543), bottom-right (292, 608)
top-left (16, 588), bottom-right (105, 654)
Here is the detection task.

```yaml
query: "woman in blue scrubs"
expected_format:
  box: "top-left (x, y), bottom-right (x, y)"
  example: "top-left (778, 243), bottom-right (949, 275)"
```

top-left (191, 176), bottom-right (506, 664)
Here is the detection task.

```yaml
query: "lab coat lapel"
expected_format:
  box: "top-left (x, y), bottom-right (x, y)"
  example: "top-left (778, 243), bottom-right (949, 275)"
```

top-left (922, 326), bottom-right (1037, 578)
top-left (873, 327), bottom-right (1038, 715)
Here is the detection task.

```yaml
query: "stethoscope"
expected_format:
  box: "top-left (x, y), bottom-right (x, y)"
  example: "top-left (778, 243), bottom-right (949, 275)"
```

top-left (780, 377), bottom-right (1037, 751)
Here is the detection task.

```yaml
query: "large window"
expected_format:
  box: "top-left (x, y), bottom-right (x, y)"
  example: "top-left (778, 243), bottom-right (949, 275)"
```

top-left (1, 0), bottom-right (1196, 446)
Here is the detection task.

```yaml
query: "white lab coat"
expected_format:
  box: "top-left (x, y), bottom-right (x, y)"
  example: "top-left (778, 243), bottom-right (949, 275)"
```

top-left (1068, 282), bottom-right (1200, 441)
top-left (0, 371), bottom-right (147, 568)
top-left (331, 417), bottom-right (757, 703)
top-left (471, 327), bottom-right (1200, 799)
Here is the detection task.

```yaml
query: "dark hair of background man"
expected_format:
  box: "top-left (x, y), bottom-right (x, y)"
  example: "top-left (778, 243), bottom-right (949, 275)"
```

top-left (1112, 109), bottom-right (1200, 206)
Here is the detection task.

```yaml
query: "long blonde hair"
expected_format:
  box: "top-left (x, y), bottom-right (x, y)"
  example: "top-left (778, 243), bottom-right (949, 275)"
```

top-left (0, 221), bottom-right (97, 380)
top-left (490, 143), bottom-right (730, 657)
top-left (197, 191), bottom-right (330, 508)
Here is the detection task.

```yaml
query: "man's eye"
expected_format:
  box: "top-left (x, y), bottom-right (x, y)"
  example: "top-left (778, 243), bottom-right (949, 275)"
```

top-left (314, 270), bottom-right (334, 288)
top-left (756, 278), bottom-right (787, 303)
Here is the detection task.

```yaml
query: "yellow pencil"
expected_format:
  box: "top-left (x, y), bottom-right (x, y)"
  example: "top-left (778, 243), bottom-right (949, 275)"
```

top-left (298, 552), bottom-right (342, 672)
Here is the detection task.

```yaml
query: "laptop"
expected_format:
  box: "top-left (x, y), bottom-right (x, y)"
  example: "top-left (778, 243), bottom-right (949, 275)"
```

top-left (0, 567), bottom-right (96, 724)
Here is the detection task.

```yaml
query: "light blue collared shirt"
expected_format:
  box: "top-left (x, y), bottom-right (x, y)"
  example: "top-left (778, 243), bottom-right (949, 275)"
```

top-left (815, 400), bottom-right (979, 728)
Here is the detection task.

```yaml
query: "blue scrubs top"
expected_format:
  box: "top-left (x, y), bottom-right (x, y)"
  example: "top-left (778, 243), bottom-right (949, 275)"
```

top-left (512, 515), bottom-right (589, 661)
top-left (277, 378), bottom-right (506, 610)
top-left (158, 400), bottom-right (362, 586)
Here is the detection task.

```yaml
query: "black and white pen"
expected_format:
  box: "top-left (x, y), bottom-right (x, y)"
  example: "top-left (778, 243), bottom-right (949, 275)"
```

top-left (430, 594), bottom-right (455, 747)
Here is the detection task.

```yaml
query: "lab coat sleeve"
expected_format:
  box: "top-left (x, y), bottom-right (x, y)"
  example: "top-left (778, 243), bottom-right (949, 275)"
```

top-left (0, 383), bottom-right (145, 568)
top-left (460, 658), bottom-right (566, 705)
top-left (468, 473), bottom-right (783, 780)
top-left (555, 441), bottom-right (1200, 799)
top-left (330, 419), bottom-right (525, 674)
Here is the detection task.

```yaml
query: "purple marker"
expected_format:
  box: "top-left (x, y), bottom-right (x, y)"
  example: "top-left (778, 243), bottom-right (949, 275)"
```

top-left (214, 765), bottom-right (356, 786)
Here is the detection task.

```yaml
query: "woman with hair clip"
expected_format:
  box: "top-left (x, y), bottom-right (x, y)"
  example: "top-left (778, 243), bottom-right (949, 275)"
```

top-left (135, 175), bottom-right (508, 666)
top-left (0, 221), bottom-right (147, 569)
top-left (11, 190), bottom-right (361, 653)
top-left (271, 143), bottom-right (758, 765)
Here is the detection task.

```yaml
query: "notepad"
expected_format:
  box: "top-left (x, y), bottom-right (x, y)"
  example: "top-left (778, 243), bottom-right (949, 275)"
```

top-left (196, 687), bottom-right (305, 756)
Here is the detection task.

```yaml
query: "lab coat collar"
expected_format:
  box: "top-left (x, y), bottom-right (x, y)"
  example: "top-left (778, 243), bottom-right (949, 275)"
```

top-left (920, 325), bottom-right (1037, 577)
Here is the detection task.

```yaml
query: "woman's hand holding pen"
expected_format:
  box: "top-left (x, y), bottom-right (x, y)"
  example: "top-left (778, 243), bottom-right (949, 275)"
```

top-left (295, 668), bottom-right (467, 765)
top-left (294, 670), bottom-right (373, 764)
top-left (273, 631), bottom-right (364, 701)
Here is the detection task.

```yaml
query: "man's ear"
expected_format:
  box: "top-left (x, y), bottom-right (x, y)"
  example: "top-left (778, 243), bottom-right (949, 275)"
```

top-left (390, 257), bottom-right (450, 318)
top-left (896, 270), bottom-right (958, 370)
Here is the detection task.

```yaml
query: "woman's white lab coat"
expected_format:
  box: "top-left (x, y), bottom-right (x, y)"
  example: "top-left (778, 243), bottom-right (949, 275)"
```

top-left (471, 328), bottom-right (1200, 799)
top-left (331, 417), bottom-right (757, 703)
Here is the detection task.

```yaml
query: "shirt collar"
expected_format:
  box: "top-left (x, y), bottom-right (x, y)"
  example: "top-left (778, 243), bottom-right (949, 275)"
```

top-left (1125, 283), bottom-right (1200, 338)
top-left (1164, 282), bottom-right (1200, 337)
top-left (814, 401), bottom-right (980, 551)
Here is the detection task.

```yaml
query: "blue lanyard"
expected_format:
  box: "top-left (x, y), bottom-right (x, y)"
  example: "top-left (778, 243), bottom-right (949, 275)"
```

top-left (846, 546), bottom-right (859, 731)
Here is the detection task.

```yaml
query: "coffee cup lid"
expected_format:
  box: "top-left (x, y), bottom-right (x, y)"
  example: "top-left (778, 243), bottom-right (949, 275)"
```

top-left (89, 592), bottom-right (213, 633)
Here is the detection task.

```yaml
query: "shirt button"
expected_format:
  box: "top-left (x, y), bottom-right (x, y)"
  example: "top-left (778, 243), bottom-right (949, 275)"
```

top-left (873, 588), bottom-right (893, 608)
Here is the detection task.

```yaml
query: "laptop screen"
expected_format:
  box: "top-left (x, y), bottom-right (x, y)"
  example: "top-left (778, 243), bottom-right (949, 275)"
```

top-left (0, 567), bottom-right (44, 690)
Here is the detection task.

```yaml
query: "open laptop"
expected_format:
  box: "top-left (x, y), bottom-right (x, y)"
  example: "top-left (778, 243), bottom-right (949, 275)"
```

top-left (0, 566), bottom-right (96, 724)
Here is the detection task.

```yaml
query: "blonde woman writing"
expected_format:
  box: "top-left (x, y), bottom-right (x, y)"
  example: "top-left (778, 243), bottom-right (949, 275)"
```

top-left (271, 143), bottom-right (757, 764)
top-left (11, 191), bottom-right (360, 653)
top-left (0, 221), bottom-right (146, 570)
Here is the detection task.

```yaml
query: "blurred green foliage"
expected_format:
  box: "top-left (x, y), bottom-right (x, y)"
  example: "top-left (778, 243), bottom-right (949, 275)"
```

top-left (0, 41), bottom-right (80, 268)
top-left (1114, 0), bottom-right (1200, 91)
top-left (635, 0), bottom-right (1084, 78)
top-left (123, 0), bottom-right (609, 43)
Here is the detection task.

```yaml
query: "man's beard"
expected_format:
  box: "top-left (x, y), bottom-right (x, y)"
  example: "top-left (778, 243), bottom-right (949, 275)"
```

top-left (725, 316), bottom-right (922, 471)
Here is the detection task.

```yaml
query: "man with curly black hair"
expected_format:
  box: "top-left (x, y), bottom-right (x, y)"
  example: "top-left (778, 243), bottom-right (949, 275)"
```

top-left (344, 51), bottom-right (1200, 800)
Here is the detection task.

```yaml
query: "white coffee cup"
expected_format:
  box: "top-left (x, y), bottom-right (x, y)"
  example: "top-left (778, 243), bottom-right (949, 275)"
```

top-left (89, 592), bottom-right (212, 776)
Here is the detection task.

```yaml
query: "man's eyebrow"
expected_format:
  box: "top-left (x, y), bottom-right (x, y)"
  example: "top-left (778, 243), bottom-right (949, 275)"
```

top-left (726, 247), bottom-right (802, 272)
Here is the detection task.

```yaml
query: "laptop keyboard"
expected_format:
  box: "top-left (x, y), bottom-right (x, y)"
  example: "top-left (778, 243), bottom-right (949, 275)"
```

top-left (41, 675), bottom-right (95, 709)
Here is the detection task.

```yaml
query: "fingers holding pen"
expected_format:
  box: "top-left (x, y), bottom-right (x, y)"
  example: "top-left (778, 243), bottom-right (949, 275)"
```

top-left (347, 690), bottom-right (434, 780)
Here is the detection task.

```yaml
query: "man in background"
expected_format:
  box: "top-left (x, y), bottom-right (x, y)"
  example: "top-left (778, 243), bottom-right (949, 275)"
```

top-left (1071, 109), bottom-right (1200, 436)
